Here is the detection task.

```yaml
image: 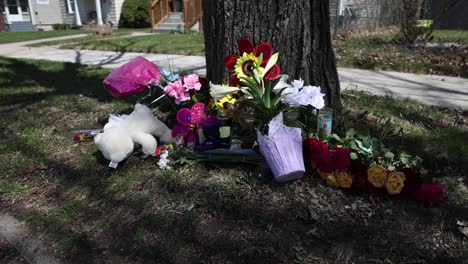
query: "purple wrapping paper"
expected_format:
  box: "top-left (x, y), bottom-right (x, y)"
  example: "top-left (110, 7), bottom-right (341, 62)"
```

top-left (257, 112), bottom-right (305, 182)
top-left (103, 57), bottom-right (161, 98)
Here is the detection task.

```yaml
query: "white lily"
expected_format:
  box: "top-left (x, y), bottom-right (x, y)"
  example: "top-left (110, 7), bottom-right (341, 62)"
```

top-left (272, 74), bottom-right (291, 93)
top-left (209, 82), bottom-right (241, 102)
top-left (281, 79), bottom-right (325, 109)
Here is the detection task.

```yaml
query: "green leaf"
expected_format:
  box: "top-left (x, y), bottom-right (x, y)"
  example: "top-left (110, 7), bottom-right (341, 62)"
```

top-left (318, 128), bottom-right (327, 141)
top-left (330, 133), bottom-right (342, 142)
top-left (355, 139), bottom-right (364, 149)
top-left (253, 69), bottom-right (261, 84)
top-left (384, 152), bottom-right (395, 160)
top-left (261, 52), bottom-right (279, 77)
top-left (350, 140), bottom-right (360, 151)
top-left (350, 152), bottom-right (358, 160)
top-left (257, 53), bottom-right (263, 69)
top-left (346, 128), bottom-right (356, 138)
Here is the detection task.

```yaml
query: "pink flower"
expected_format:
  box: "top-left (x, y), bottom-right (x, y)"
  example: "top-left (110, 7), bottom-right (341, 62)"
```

top-left (164, 79), bottom-right (190, 104)
top-left (183, 74), bottom-right (201, 91)
top-left (414, 181), bottom-right (444, 204)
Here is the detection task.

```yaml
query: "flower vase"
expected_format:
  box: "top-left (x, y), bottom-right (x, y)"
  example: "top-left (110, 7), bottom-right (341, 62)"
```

top-left (257, 112), bottom-right (305, 182)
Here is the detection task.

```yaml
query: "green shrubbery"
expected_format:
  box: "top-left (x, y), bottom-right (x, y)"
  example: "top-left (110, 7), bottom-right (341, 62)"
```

top-left (52, 24), bottom-right (73, 30)
top-left (120, 0), bottom-right (151, 28)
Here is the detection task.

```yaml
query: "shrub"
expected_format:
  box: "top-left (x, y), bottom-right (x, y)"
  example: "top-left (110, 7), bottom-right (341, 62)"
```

top-left (52, 24), bottom-right (72, 30)
top-left (119, 0), bottom-right (151, 28)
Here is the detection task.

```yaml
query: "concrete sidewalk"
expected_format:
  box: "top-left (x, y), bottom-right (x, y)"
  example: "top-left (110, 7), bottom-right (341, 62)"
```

top-left (339, 68), bottom-right (468, 110)
top-left (0, 36), bottom-right (467, 109)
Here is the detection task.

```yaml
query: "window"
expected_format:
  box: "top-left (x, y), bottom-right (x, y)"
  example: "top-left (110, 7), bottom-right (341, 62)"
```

top-left (20, 0), bottom-right (29, 13)
top-left (66, 0), bottom-right (75, 14)
top-left (36, 0), bottom-right (49, 4)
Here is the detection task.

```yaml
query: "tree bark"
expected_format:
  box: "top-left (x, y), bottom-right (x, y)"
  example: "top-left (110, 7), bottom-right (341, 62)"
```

top-left (203, 0), bottom-right (340, 107)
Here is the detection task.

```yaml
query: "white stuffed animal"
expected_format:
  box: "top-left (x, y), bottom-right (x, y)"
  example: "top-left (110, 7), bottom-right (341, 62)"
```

top-left (94, 103), bottom-right (172, 168)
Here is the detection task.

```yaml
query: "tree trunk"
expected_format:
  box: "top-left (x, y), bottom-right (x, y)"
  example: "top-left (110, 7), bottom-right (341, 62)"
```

top-left (203, 0), bottom-right (341, 107)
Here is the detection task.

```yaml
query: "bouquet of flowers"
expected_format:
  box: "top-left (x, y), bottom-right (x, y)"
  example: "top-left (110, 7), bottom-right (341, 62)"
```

top-left (306, 130), bottom-right (444, 203)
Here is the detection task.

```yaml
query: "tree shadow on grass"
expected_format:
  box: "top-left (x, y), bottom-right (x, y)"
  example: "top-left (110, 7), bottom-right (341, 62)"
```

top-left (0, 57), bottom-right (112, 108)
top-left (2, 119), bottom-right (467, 263)
top-left (1, 57), bottom-right (466, 263)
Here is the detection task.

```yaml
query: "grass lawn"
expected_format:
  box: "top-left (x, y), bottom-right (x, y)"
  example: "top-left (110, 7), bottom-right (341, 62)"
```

top-left (113, 27), bottom-right (153, 33)
top-left (432, 29), bottom-right (468, 43)
top-left (335, 29), bottom-right (468, 78)
top-left (26, 32), bottom-right (132, 47)
top-left (59, 33), bottom-right (205, 55)
top-left (0, 57), bottom-right (467, 263)
top-left (0, 30), bottom-right (84, 44)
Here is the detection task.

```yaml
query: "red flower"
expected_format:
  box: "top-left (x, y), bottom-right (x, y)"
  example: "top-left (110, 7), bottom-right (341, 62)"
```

top-left (348, 160), bottom-right (367, 193)
top-left (238, 38), bottom-right (254, 54)
top-left (230, 75), bottom-right (241, 86)
top-left (155, 147), bottom-right (161, 156)
top-left (316, 152), bottom-right (334, 173)
top-left (224, 55), bottom-right (238, 70)
top-left (224, 39), bottom-right (277, 79)
top-left (414, 181), bottom-right (444, 203)
top-left (331, 146), bottom-right (351, 171)
top-left (255, 42), bottom-right (274, 66)
top-left (73, 133), bottom-right (86, 142)
top-left (264, 64), bottom-right (281, 80)
top-left (401, 168), bottom-right (423, 195)
top-left (307, 138), bottom-right (329, 163)
top-left (199, 77), bottom-right (208, 89)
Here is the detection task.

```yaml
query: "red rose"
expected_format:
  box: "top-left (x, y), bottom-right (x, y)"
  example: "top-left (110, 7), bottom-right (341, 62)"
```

top-left (307, 138), bottom-right (329, 163)
top-left (401, 168), bottom-right (423, 195)
top-left (414, 181), bottom-right (444, 203)
top-left (331, 146), bottom-right (351, 170)
top-left (316, 152), bottom-right (334, 173)
top-left (264, 64), bottom-right (281, 80)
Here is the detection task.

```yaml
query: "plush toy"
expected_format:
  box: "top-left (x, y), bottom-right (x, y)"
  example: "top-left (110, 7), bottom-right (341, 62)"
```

top-left (94, 103), bottom-right (172, 168)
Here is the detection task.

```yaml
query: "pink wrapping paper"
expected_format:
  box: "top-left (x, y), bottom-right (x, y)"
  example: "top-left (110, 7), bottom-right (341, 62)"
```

top-left (103, 57), bottom-right (161, 98)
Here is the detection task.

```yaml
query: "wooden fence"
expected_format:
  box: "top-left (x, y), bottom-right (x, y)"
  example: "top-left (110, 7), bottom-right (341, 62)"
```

top-left (151, 0), bottom-right (169, 30)
top-left (150, 0), bottom-right (203, 31)
top-left (183, 0), bottom-right (202, 30)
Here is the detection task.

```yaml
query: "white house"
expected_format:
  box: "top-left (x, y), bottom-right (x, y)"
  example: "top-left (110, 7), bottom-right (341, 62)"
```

top-left (1, 0), bottom-right (124, 31)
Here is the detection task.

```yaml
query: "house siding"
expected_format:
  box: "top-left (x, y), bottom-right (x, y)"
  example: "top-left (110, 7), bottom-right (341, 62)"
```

top-left (30, 0), bottom-right (63, 24)
top-left (106, 0), bottom-right (117, 24)
top-left (60, 0), bottom-right (75, 25)
top-left (114, 0), bottom-right (123, 24)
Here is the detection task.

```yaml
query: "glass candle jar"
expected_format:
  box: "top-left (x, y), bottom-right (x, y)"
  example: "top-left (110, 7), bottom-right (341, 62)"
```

top-left (317, 107), bottom-right (333, 137)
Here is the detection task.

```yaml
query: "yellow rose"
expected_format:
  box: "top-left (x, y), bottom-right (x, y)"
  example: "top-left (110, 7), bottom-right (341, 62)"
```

top-left (326, 174), bottom-right (339, 187)
top-left (318, 170), bottom-right (332, 180)
top-left (367, 165), bottom-right (388, 188)
top-left (385, 171), bottom-right (406, 195)
top-left (335, 170), bottom-right (353, 188)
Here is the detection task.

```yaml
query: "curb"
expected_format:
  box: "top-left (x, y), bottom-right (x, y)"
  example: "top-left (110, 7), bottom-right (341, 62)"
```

top-left (0, 212), bottom-right (60, 264)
